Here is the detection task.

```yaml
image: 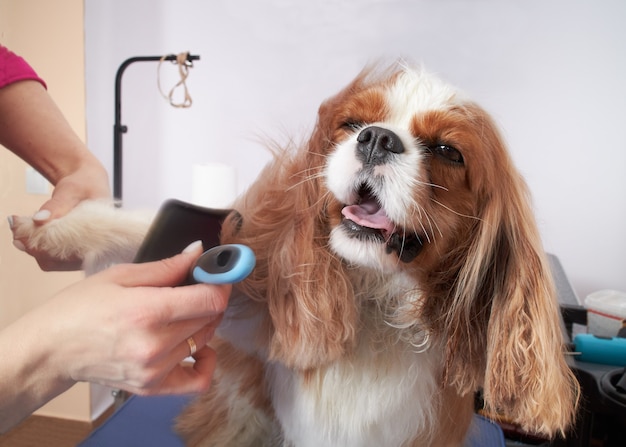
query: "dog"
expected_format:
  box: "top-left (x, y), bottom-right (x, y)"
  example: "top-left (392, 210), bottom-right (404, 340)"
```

top-left (13, 63), bottom-right (579, 446)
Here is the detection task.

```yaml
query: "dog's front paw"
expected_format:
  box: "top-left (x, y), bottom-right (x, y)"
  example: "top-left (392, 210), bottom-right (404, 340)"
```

top-left (8, 200), bottom-right (152, 274)
top-left (9, 213), bottom-right (82, 271)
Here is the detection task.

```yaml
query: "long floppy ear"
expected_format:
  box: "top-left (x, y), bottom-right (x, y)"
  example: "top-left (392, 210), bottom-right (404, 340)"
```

top-left (478, 177), bottom-right (579, 436)
top-left (221, 133), bottom-right (358, 371)
top-left (440, 108), bottom-right (580, 437)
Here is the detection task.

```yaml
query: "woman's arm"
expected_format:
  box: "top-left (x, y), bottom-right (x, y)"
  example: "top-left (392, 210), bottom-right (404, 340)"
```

top-left (0, 79), bottom-right (110, 217)
top-left (0, 243), bottom-right (230, 433)
top-left (1, 80), bottom-right (111, 269)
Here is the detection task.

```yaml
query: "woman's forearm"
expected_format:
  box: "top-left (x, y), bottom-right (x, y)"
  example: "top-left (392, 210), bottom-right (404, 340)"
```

top-left (0, 80), bottom-right (105, 186)
top-left (0, 310), bottom-right (74, 433)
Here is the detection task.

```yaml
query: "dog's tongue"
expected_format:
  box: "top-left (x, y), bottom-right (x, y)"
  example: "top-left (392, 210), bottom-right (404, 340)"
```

top-left (342, 200), bottom-right (395, 235)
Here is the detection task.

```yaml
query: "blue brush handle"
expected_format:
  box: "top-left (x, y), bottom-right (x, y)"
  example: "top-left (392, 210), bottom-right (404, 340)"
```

top-left (574, 334), bottom-right (626, 366)
top-left (191, 244), bottom-right (255, 284)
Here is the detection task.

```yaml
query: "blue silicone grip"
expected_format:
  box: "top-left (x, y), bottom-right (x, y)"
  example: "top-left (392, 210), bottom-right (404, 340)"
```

top-left (574, 334), bottom-right (626, 366)
top-left (192, 244), bottom-right (255, 285)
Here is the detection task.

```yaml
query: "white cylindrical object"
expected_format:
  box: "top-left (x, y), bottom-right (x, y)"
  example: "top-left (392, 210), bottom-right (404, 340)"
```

top-left (585, 289), bottom-right (626, 337)
top-left (191, 163), bottom-right (237, 209)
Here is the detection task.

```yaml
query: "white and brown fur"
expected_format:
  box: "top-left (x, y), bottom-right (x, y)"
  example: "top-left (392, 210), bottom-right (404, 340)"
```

top-left (12, 63), bottom-right (579, 446)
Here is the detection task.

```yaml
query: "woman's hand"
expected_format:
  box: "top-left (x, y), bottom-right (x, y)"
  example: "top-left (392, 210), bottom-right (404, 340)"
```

top-left (47, 241), bottom-right (230, 395)
top-left (9, 157), bottom-right (111, 271)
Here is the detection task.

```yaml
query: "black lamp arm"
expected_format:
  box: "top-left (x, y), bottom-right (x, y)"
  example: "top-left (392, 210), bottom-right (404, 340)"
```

top-left (113, 53), bottom-right (200, 204)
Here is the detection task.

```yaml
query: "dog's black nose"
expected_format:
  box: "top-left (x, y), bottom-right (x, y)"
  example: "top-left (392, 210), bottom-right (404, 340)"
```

top-left (356, 126), bottom-right (404, 165)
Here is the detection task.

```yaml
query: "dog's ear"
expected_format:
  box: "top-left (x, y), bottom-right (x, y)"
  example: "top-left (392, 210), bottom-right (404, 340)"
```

top-left (440, 110), bottom-right (579, 436)
top-left (475, 182), bottom-right (578, 436)
top-left (222, 145), bottom-right (358, 370)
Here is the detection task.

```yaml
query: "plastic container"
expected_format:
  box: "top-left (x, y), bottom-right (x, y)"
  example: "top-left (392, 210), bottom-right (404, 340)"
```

top-left (574, 334), bottom-right (626, 366)
top-left (585, 290), bottom-right (626, 338)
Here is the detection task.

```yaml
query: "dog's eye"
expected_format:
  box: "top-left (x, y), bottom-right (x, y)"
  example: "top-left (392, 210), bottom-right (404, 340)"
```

top-left (340, 121), bottom-right (363, 132)
top-left (428, 145), bottom-right (464, 165)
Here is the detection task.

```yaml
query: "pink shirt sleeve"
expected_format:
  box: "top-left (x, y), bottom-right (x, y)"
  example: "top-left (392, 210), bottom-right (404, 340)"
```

top-left (0, 44), bottom-right (47, 89)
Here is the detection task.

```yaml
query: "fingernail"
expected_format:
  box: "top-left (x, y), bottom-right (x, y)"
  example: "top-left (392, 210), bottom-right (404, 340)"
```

top-left (32, 210), bottom-right (51, 222)
top-left (182, 240), bottom-right (203, 254)
top-left (7, 216), bottom-right (14, 229)
top-left (12, 240), bottom-right (26, 252)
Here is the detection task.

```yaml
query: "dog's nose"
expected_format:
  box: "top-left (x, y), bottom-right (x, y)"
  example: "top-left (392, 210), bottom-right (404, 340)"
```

top-left (356, 126), bottom-right (405, 165)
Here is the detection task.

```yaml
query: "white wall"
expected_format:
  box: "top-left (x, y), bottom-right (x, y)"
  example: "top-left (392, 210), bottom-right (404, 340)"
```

top-left (84, 0), bottom-right (626, 300)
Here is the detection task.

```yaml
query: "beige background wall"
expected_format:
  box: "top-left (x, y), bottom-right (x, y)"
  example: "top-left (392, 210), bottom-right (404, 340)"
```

top-left (0, 0), bottom-right (109, 422)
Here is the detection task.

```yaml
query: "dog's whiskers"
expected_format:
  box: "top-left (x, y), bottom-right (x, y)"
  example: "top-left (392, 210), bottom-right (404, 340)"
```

top-left (430, 198), bottom-right (481, 222)
top-left (407, 199), bottom-right (441, 243)
top-left (411, 177), bottom-right (448, 192)
top-left (309, 190), bottom-right (333, 211)
top-left (415, 208), bottom-right (434, 243)
top-left (286, 170), bottom-right (325, 191)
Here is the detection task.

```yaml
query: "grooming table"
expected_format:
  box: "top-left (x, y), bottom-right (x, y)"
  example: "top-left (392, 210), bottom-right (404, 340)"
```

top-left (78, 394), bottom-right (504, 446)
top-left (78, 394), bottom-right (191, 447)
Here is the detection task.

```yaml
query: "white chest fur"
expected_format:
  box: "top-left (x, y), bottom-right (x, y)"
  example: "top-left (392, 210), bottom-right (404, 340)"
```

top-left (267, 330), bottom-right (441, 447)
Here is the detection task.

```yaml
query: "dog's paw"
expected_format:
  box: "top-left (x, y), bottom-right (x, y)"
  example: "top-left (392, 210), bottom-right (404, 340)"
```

top-left (9, 214), bottom-right (36, 245)
top-left (9, 200), bottom-right (153, 274)
top-left (9, 210), bottom-right (84, 271)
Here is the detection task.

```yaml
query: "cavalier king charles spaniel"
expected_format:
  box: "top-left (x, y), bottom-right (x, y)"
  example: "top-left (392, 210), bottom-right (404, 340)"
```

top-left (12, 63), bottom-right (579, 446)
